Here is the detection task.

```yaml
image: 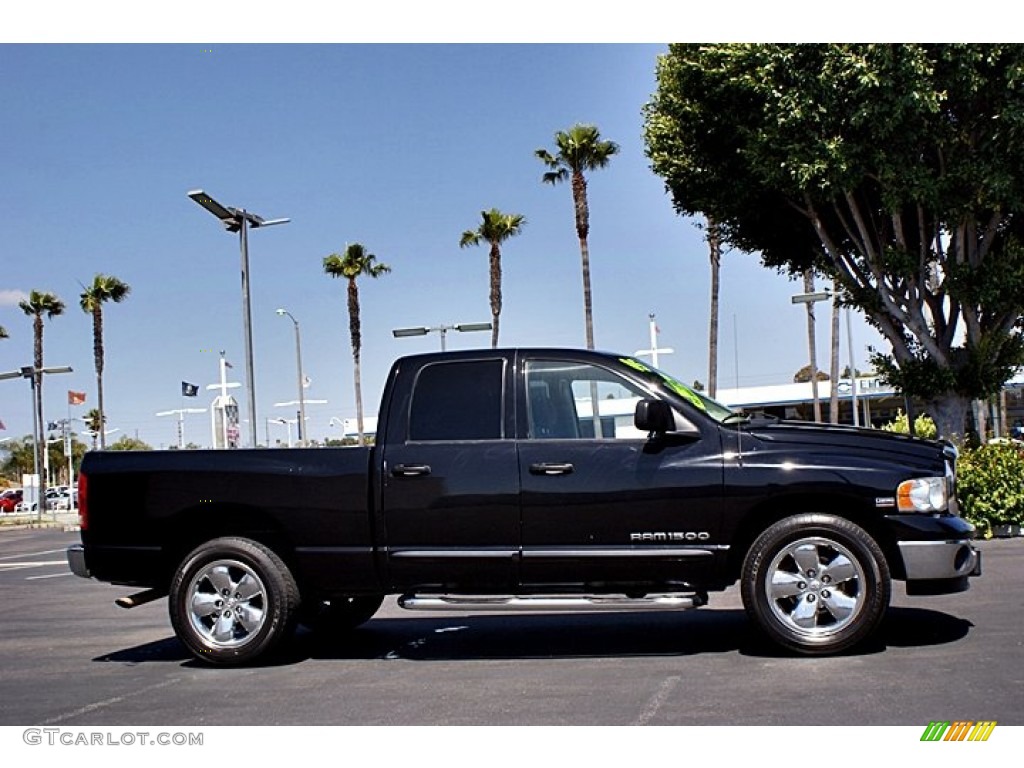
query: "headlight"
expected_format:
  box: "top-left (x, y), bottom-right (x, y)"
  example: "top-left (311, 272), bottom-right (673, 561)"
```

top-left (896, 477), bottom-right (948, 513)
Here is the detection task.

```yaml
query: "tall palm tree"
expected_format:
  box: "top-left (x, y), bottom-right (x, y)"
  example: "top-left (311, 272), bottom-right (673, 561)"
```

top-left (80, 274), bottom-right (131, 449)
top-left (19, 290), bottom-right (65, 515)
top-left (323, 244), bottom-right (391, 447)
top-left (535, 123), bottom-right (619, 350)
top-left (459, 208), bottom-right (526, 348)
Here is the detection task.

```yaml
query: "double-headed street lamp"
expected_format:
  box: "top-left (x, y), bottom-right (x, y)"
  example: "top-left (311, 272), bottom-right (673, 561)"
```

top-left (275, 308), bottom-right (307, 447)
top-left (187, 189), bottom-right (289, 448)
top-left (392, 322), bottom-right (492, 351)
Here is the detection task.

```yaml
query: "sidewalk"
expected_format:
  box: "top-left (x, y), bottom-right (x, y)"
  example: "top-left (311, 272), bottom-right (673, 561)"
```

top-left (0, 509), bottom-right (80, 532)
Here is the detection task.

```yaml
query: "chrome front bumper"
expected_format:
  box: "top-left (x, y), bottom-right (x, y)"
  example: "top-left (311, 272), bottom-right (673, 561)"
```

top-left (898, 539), bottom-right (980, 580)
top-left (66, 544), bottom-right (91, 579)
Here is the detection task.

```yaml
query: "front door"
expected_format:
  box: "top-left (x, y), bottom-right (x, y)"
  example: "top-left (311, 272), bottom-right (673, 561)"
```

top-left (517, 357), bottom-right (724, 591)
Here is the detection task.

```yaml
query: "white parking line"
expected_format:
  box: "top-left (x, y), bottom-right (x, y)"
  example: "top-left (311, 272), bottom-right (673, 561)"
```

top-left (25, 571), bottom-right (74, 580)
top-left (0, 560), bottom-right (68, 570)
top-left (0, 548), bottom-right (66, 561)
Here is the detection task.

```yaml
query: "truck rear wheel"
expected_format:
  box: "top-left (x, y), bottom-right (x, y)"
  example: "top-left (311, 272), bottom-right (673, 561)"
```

top-left (741, 515), bottom-right (890, 655)
top-left (169, 537), bottom-right (300, 665)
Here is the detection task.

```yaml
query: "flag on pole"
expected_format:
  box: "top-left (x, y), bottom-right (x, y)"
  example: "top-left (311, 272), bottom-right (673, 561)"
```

top-left (68, 391), bottom-right (86, 405)
top-left (302, 375), bottom-right (312, 389)
top-left (224, 360), bottom-right (233, 369)
top-left (182, 381), bottom-right (199, 397)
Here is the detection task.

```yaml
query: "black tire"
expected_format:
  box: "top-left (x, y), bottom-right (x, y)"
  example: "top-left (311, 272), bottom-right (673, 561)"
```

top-left (169, 537), bottom-right (300, 665)
top-left (301, 595), bottom-right (384, 634)
top-left (740, 514), bottom-right (890, 655)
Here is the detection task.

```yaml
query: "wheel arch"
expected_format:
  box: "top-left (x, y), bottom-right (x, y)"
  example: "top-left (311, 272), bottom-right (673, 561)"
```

top-left (725, 493), bottom-right (903, 583)
top-left (159, 503), bottom-right (303, 589)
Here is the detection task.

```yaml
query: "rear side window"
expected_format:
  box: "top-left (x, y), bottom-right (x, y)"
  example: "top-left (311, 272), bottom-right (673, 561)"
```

top-left (408, 360), bottom-right (504, 441)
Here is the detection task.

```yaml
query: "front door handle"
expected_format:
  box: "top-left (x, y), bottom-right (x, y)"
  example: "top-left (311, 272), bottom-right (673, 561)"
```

top-left (392, 464), bottom-right (432, 477)
top-left (529, 462), bottom-right (575, 476)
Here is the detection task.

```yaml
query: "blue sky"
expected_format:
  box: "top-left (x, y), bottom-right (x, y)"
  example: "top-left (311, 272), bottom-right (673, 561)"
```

top-left (0, 43), bottom-right (887, 449)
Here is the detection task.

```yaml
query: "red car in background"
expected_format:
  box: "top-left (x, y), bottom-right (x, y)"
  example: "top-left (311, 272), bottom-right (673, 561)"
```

top-left (0, 489), bottom-right (24, 513)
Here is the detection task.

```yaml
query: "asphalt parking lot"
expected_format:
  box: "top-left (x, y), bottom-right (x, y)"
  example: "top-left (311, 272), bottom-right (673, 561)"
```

top-left (0, 527), bottom-right (1020, 727)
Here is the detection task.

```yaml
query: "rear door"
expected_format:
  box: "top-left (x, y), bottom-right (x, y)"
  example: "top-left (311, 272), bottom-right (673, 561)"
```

top-left (380, 355), bottom-right (520, 591)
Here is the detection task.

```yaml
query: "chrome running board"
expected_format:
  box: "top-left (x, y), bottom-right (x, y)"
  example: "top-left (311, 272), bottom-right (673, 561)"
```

top-left (397, 592), bottom-right (707, 613)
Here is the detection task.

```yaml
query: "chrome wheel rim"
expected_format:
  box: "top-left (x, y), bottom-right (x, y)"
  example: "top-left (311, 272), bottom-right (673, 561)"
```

top-left (765, 536), bottom-right (865, 639)
top-left (187, 559), bottom-right (268, 649)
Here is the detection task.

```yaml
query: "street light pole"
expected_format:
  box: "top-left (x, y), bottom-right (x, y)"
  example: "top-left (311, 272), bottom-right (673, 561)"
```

top-left (276, 308), bottom-right (306, 447)
top-left (187, 190), bottom-right (289, 448)
top-left (0, 364), bottom-right (72, 521)
top-left (792, 288), bottom-right (862, 426)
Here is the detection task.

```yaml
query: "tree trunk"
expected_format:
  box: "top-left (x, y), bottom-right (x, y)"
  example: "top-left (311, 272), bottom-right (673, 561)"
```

top-left (94, 307), bottom-right (106, 449)
top-left (578, 235), bottom-right (595, 350)
top-left (707, 218), bottom-right (721, 398)
top-left (33, 314), bottom-right (46, 519)
top-left (489, 240), bottom-right (502, 348)
top-left (572, 171), bottom-right (595, 350)
top-left (927, 393), bottom-right (971, 445)
top-left (829, 283), bottom-right (840, 424)
top-left (347, 278), bottom-right (365, 447)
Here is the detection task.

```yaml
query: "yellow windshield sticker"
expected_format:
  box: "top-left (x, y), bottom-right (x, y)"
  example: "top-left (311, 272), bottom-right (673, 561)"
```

top-left (620, 357), bottom-right (651, 373)
top-left (620, 357), bottom-right (707, 412)
top-left (664, 379), bottom-right (707, 411)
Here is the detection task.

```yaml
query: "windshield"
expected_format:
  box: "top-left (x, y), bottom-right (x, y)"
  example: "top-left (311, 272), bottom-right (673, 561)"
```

top-left (619, 357), bottom-right (736, 423)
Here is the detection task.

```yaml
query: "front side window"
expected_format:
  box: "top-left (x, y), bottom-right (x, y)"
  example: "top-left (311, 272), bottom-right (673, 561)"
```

top-left (409, 360), bottom-right (504, 441)
top-left (525, 360), bottom-right (649, 440)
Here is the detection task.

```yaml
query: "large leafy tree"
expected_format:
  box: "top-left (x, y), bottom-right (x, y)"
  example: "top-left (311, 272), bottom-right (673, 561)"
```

top-left (459, 208), bottom-right (526, 348)
top-left (536, 124), bottom-right (619, 350)
top-left (645, 44), bottom-right (1024, 439)
top-left (19, 290), bottom-right (65, 513)
top-left (80, 274), bottom-right (131, 449)
top-left (323, 244), bottom-right (391, 447)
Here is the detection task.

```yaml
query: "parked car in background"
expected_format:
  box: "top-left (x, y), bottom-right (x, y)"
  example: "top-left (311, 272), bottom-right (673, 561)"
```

top-left (0, 489), bottom-right (24, 513)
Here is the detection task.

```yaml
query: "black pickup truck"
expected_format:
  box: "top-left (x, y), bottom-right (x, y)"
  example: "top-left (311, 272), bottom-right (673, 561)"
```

top-left (67, 348), bottom-right (980, 664)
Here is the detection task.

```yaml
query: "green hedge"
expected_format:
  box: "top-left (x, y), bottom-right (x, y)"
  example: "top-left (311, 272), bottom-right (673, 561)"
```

top-left (956, 442), bottom-right (1024, 533)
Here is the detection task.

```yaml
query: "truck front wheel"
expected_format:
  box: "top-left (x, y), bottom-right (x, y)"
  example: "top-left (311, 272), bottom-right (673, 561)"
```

top-left (169, 537), bottom-right (300, 665)
top-left (740, 515), bottom-right (890, 655)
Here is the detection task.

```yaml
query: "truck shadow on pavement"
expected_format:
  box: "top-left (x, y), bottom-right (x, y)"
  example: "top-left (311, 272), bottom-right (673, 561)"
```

top-left (93, 606), bottom-right (973, 666)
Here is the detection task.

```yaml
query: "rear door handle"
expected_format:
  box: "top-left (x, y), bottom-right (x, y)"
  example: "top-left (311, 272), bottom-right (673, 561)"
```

top-left (529, 462), bottom-right (575, 476)
top-left (392, 464), bottom-right (432, 477)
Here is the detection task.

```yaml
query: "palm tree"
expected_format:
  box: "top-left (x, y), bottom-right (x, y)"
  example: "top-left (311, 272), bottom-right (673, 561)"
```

top-left (535, 123), bottom-right (619, 350)
top-left (19, 290), bottom-right (65, 515)
top-left (84, 408), bottom-right (105, 450)
top-left (323, 244), bottom-right (391, 447)
top-left (80, 274), bottom-right (131, 449)
top-left (459, 208), bottom-right (526, 348)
